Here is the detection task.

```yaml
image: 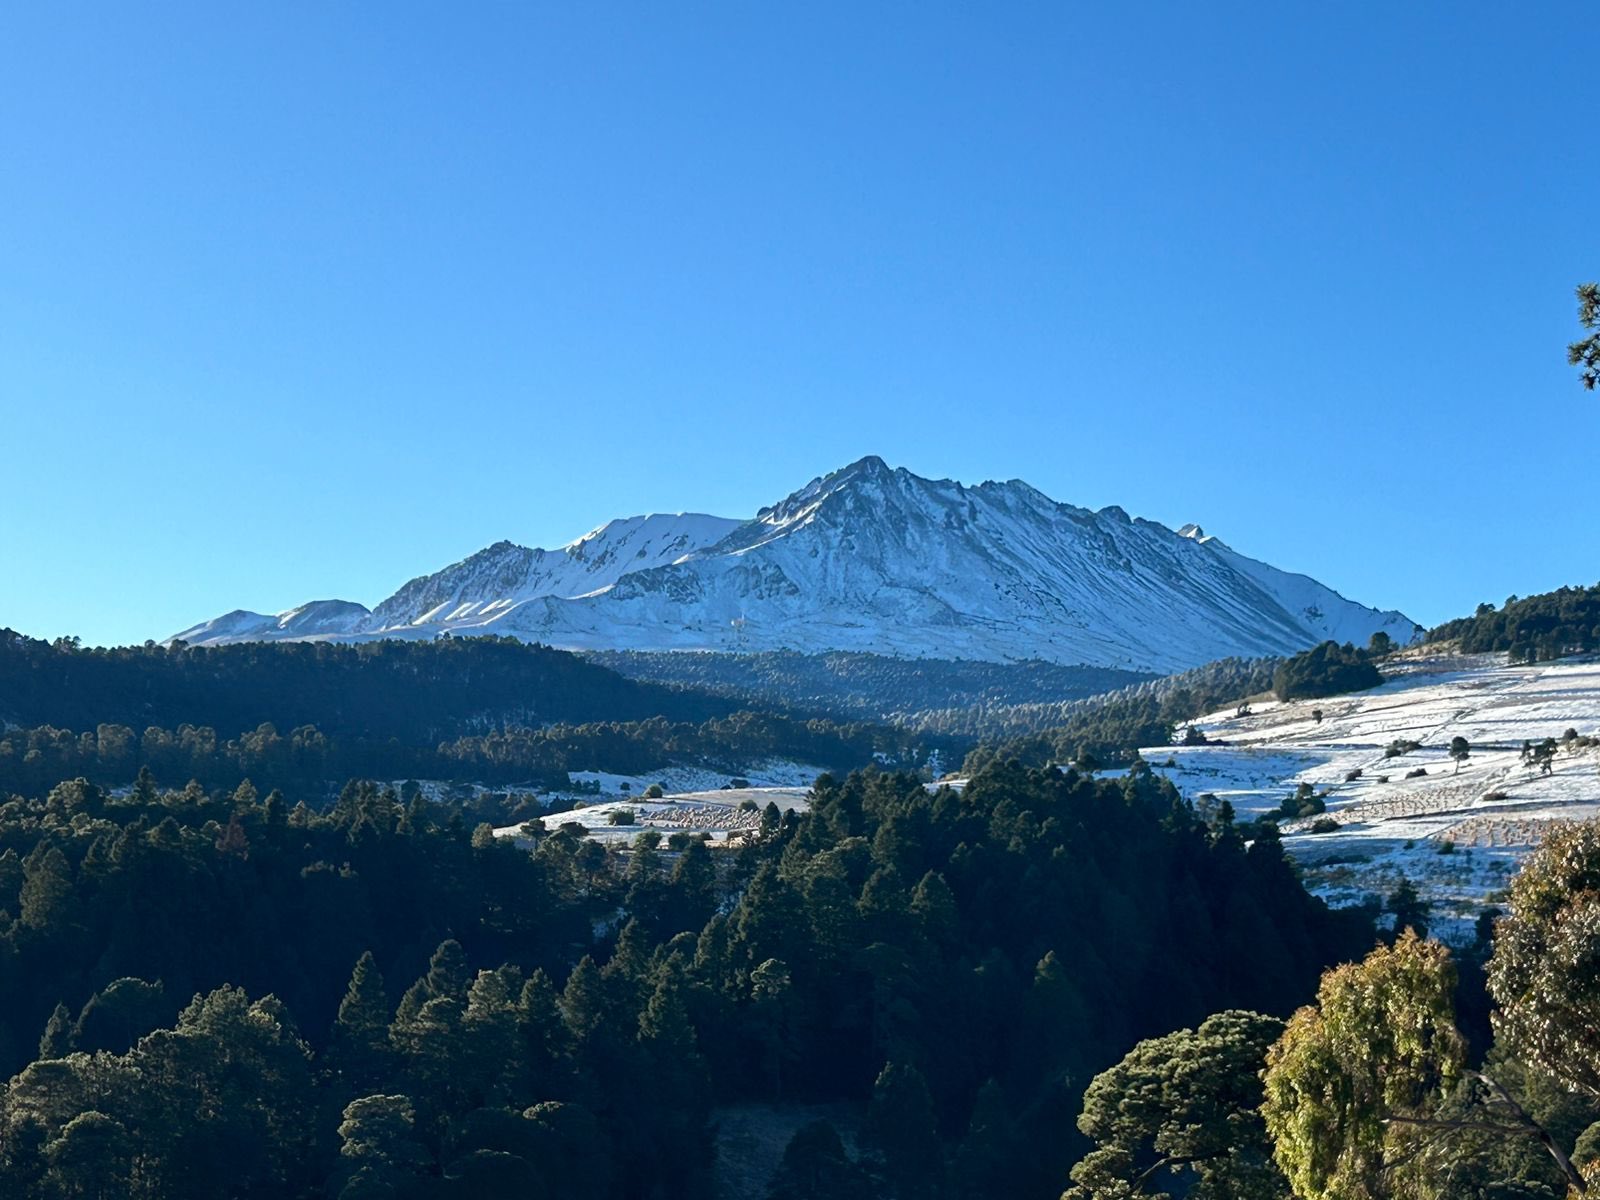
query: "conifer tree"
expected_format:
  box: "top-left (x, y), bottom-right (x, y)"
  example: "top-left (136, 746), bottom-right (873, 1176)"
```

top-left (333, 952), bottom-right (391, 1091)
top-left (462, 968), bottom-right (520, 1106)
top-left (559, 956), bottom-right (609, 1046)
top-left (37, 1003), bottom-right (72, 1060)
top-left (516, 968), bottom-right (569, 1097)
top-left (861, 1060), bottom-right (941, 1198)
top-left (1570, 282), bottom-right (1600, 390)
top-left (20, 843), bottom-right (74, 930)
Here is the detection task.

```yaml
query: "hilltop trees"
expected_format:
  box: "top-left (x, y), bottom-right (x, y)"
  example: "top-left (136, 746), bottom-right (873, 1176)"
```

top-left (1272, 642), bottom-right (1383, 702)
top-left (1428, 583), bottom-right (1600, 661)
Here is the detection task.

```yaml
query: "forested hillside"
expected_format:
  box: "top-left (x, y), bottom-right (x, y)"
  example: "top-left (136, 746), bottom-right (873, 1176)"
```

top-left (0, 631), bottom-right (729, 737)
top-left (961, 656), bottom-right (1278, 770)
top-left (0, 757), bottom-right (1370, 1198)
top-left (0, 632), bottom-right (949, 798)
top-left (586, 649), bottom-right (1151, 724)
top-left (1428, 582), bottom-right (1600, 661)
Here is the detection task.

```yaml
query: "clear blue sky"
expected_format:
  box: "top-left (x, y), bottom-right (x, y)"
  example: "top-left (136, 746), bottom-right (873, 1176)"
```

top-left (2, 4), bottom-right (1594, 647)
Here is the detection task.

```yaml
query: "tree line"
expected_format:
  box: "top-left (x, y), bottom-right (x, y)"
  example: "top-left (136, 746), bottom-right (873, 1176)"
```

top-left (1428, 584), bottom-right (1600, 663)
top-left (0, 630), bottom-right (733, 739)
top-left (0, 711), bottom-right (945, 800)
top-left (587, 649), bottom-right (1151, 726)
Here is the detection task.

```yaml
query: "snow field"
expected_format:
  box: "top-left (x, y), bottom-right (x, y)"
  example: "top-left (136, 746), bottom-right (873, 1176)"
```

top-left (1143, 654), bottom-right (1600, 943)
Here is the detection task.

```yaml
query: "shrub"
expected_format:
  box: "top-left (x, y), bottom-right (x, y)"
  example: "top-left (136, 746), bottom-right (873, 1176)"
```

top-left (609, 807), bottom-right (637, 826)
top-left (1345, 768), bottom-right (1363, 783)
top-left (1278, 782), bottom-right (1326, 820)
top-left (1405, 768), bottom-right (1428, 779)
top-left (1310, 817), bottom-right (1341, 834)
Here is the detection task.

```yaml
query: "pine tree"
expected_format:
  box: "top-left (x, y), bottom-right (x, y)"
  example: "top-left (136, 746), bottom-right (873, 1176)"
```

top-left (559, 956), bottom-right (609, 1045)
top-left (38, 1002), bottom-right (73, 1059)
top-left (462, 968), bottom-right (520, 1106)
top-left (861, 1061), bottom-right (941, 1198)
top-left (395, 939), bottom-right (471, 1028)
top-left (517, 968), bottom-right (570, 1098)
top-left (333, 952), bottom-right (391, 1092)
top-left (334, 1094), bottom-right (430, 1200)
top-left (1569, 282), bottom-right (1600, 390)
top-left (20, 843), bottom-right (74, 931)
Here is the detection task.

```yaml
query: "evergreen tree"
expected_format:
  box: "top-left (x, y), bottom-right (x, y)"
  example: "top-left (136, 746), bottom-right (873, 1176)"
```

top-left (20, 844), bottom-right (74, 931)
top-left (768, 1120), bottom-right (874, 1200)
top-left (1569, 282), bottom-right (1600, 390)
top-left (334, 1094), bottom-right (430, 1200)
top-left (37, 1003), bottom-right (72, 1060)
top-left (333, 952), bottom-right (391, 1092)
top-left (861, 1061), bottom-right (942, 1198)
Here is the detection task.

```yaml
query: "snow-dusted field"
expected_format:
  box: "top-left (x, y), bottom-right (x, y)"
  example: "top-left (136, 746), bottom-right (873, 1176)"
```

top-left (493, 784), bottom-right (812, 846)
top-left (1144, 653), bottom-right (1600, 942)
top-left (564, 759), bottom-right (823, 798)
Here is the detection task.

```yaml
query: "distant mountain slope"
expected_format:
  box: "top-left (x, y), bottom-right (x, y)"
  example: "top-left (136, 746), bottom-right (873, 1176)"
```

top-left (171, 457), bottom-right (1415, 673)
top-left (585, 649), bottom-right (1153, 723)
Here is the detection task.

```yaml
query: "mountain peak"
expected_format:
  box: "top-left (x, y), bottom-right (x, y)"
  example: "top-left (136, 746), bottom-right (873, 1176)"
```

top-left (838, 453), bottom-right (892, 478)
top-left (170, 460), bottom-right (1416, 671)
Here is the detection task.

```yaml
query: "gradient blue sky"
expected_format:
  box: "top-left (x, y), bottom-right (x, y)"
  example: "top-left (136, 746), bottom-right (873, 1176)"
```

top-left (2, 4), bottom-right (1594, 647)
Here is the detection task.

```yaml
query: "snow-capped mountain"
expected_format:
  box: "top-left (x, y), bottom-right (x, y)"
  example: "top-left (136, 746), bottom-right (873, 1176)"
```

top-left (171, 457), bottom-right (1416, 672)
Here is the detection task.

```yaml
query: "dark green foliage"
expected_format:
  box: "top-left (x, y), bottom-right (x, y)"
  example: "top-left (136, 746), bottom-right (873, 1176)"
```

top-left (861, 1062), bottom-right (940, 1197)
top-left (0, 631), bottom-right (941, 797)
top-left (1429, 583), bottom-right (1600, 661)
top-left (1271, 642), bottom-right (1383, 702)
top-left (1569, 282), bottom-right (1599, 390)
top-left (71, 978), bottom-right (172, 1054)
top-left (954, 657), bottom-right (1278, 758)
top-left (589, 648), bottom-right (1152, 725)
top-left (1386, 878), bottom-right (1430, 939)
top-left (767, 1120), bottom-right (874, 1200)
top-left (1066, 1010), bottom-right (1289, 1200)
top-left (1277, 783), bottom-right (1325, 821)
top-left (0, 711), bottom-right (932, 801)
top-left (0, 630), bottom-right (729, 737)
top-left (962, 659), bottom-right (1280, 772)
top-left (0, 738), bottom-right (1369, 1198)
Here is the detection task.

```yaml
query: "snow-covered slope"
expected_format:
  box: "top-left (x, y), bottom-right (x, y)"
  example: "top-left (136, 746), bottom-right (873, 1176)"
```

top-left (170, 456), bottom-right (1415, 672)
top-left (1147, 652), bottom-right (1600, 942)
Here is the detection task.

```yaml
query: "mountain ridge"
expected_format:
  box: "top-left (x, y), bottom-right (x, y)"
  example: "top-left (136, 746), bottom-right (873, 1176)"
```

top-left (171, 457), bottom-right (1416, 672)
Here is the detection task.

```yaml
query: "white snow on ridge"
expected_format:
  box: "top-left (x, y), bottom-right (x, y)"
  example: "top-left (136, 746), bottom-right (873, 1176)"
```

top-left (169, 457), bottom-right (1414, 673)
top-left (1143, 653), bottom-right (1600, 943)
